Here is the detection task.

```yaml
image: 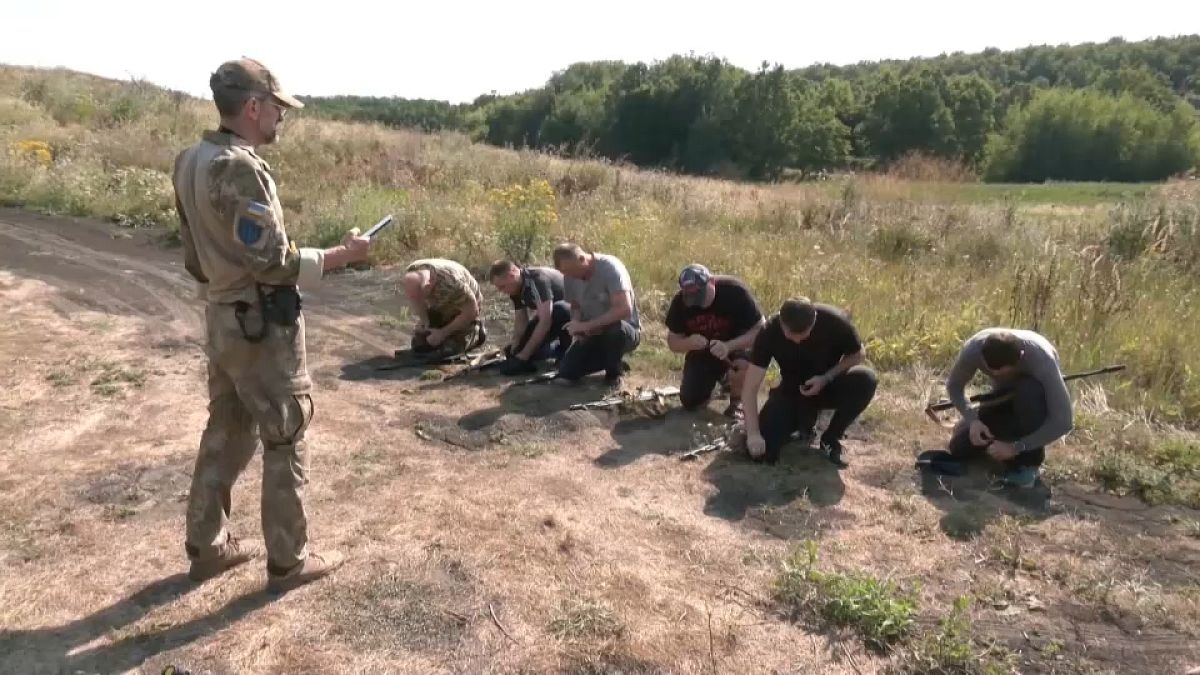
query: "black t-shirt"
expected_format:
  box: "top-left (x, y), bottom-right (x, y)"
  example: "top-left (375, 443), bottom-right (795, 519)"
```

top-left (665, 276), bottom-right (763, 341)
top-left (751, 305), bottom-right (862, 389)
top-left (510, 266), bottom-right (565, 311)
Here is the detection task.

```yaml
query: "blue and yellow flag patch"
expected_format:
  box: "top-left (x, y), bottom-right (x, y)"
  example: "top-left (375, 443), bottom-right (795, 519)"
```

top-left (235, 201), bottom-right (270, 247)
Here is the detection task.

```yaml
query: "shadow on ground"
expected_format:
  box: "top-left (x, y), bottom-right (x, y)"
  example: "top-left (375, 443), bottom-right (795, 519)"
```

top-left (338, 353), bottom-right (443, 383)
top-left (701, 439), bottom-right (848, 530)
top-left (453, 376), bottom-right (612, 433)
top-left (594, 407), bottom-right (728, 468)
top-left (0, 574), bottom-right (274, 674)
top-left (912, 453), bottom-right (1054, 539)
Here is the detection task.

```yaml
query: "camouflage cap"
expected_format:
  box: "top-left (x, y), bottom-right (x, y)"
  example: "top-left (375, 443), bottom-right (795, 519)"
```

top-left (210, 58), bottom-right (304, 109)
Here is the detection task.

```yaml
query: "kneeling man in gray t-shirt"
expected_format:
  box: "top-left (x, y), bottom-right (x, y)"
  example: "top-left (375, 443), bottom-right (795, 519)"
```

top-left (552, 243), bottom-right (641, 388)
top-left (943, 328), bottom-right (1073, 488)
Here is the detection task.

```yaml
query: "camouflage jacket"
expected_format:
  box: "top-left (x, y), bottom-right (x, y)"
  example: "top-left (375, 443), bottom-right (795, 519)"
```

top-left (405, 259), bottom-right (482, 321)
top-left (172, 130), bottom-right (323, 304)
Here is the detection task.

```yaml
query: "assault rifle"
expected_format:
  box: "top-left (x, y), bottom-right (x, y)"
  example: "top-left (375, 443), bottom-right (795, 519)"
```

top-left (442, 349), bottom-right (506, 381)
top-left (923, 364), bottom-right (1126, 424)
top-left (376, 348), bottom-right (493, 372)
top-left (568, 386), bottom-right (681, 413)
top-left (679, 421), bottom-right (746, 461)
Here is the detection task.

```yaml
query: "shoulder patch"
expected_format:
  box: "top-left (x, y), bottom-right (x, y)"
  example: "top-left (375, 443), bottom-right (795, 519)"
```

top-left (237, 216), bottom-right (264, 246)
top-left (234, 200), bottom-right (271, 247)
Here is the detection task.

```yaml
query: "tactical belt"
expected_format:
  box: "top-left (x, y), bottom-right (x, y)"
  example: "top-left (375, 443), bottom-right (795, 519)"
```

top-left (233, 284), bottom-right (302, 343)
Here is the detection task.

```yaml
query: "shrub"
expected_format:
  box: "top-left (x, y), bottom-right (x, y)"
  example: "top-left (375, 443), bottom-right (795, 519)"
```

top-left (773, 541), bottom-right (917, 649)
top-left (984, 89), bottom-right (1200, 182)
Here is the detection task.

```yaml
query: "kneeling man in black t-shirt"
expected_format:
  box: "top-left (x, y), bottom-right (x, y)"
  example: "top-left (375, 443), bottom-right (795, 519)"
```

top-left (665, 264), bottom-right (765, 417)
top-left (742, 297), bottom-right (878, 467)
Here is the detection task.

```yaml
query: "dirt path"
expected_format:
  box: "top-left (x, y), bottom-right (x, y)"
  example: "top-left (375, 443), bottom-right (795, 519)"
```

top-left (0, 211), bottom-right (1197, 674)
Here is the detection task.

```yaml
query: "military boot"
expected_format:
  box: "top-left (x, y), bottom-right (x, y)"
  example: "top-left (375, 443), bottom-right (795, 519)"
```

top-left (187, 535), bottom-right (262, 582)
top-left (267, 550), bottom-right (346, 593)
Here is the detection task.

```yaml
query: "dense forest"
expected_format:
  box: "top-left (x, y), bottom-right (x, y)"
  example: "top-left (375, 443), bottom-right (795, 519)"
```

top-left (300, 35), bottom-right (1200, 182)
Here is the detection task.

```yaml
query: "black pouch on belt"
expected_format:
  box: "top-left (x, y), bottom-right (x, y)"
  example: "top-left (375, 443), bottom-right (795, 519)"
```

top-left (259, 284), bottom-right (302, 327)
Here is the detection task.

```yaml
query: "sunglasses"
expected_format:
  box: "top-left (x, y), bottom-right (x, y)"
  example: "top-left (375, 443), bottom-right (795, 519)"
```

top-left (257, 96), bottom-right (288, 120)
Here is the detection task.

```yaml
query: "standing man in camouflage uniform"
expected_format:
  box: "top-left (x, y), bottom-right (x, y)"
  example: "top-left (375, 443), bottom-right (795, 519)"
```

top-left (173, 58), bottom-right (372, 591)
top-left (401, 258), bottom-right (486, 361)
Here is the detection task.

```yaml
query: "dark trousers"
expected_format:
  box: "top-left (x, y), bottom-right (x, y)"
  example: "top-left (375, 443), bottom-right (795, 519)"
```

top-left (948, 376), bottom-right (1047, 469)
top-left (557, 320), bottom-right (640, 381)
top-left (679, 350), bottom-right (748, 410)
top-left (758, 366), bottom-right (878, 463)
top-left (514, 301), bottom-right (572, 361)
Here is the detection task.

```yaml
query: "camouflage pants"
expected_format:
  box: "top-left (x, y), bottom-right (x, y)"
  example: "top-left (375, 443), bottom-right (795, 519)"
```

top-left (185, 302), bottom-right (313, 575)
top-left (410, 308), bottom-right (486, 360)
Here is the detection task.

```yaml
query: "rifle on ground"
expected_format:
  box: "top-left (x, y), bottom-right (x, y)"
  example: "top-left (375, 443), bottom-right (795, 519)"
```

top-left (568, 386), bottom-right (680, 415)
top-left (376, 348), bottom-right (492, 372)
top-left (513, 371), bottom-right (560, 386)
top-left (442, 349), bottom-right (506, 381)
top-left (923, 364), bottom-right (1126, 424)
top-left (679, 421), bottom-right (746, 461)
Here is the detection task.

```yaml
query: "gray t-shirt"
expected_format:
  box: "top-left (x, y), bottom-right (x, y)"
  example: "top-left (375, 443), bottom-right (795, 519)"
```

top-left (946, 328), bottom-right (1073, 450)
top-left (564, 253), bottom-right (640, 329)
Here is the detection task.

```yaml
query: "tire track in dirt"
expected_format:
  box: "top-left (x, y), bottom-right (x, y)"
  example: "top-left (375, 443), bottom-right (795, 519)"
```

top-left (0, 210), bottom-right (199, 329)
top-left (0, 209), bottom-right (401, 358)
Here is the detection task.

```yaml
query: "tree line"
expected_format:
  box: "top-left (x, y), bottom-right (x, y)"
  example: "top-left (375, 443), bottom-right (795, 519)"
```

top-left (300, 35), bottom-right (1200, 182)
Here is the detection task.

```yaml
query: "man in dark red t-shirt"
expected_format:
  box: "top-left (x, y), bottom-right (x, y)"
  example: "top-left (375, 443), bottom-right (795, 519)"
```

top-left (665, 264), bottom-right (766, 417)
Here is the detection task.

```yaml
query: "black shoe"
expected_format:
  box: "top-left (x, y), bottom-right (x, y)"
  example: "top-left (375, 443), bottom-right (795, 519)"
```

top-left (499, 357), bottom-right (536, 376)
top-left (604, 375), bottom-right (623, 392)
top-left (821, 439), bottom-right (849, 469)
top-left (721, 398), bottom-right (743, 419)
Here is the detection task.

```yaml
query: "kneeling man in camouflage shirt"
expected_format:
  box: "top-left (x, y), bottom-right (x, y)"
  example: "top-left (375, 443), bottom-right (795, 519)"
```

top-left (401, 258), bottom-right (486, 361)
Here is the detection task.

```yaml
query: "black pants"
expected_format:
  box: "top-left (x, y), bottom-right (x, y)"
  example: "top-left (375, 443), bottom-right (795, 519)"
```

top-left (557, 320), bottom-right (640, 381)
top-left (679, 350), bottom-right (748, 410)
top-left (948, 376), bottom-right (1047, 469)
top-left (514, 301), bottom-right (572, 361)
top-left (758, 366), bottom-right (878, 463)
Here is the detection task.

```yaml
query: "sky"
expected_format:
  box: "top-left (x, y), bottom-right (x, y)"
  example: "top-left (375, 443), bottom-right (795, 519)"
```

top-left (3, 1), bottom-right (1198, 103)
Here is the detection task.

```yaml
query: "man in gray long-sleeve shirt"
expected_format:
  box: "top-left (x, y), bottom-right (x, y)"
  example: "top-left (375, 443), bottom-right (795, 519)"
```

top-left (944, 328), bottom-right (1073, 488)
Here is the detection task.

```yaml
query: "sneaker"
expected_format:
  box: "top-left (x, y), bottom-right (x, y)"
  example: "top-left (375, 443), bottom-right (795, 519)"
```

top-left (187, 535), bottom-right (261, 582)
top-left (267, 550), bottom-right (346, 593)
top-left (1000, 466), bottom-right (1039, 489)
top-left (821, 439), bottom-right (849, 469)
